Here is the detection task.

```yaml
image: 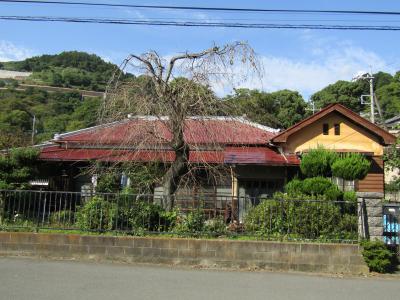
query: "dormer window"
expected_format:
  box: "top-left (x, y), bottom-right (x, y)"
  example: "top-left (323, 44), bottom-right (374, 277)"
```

top-left (323, 123), bottom-right (329, 135)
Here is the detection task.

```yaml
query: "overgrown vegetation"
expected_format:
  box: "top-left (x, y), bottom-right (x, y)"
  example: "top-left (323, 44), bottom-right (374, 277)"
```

top-left (361, 240), bottom-right (397, 273)
top-left (0, 147), bottom-right (40, 189)
top-left (0, 87), bottom-right (101, 144)
top-left (243, 192), bottom-right (357, 241)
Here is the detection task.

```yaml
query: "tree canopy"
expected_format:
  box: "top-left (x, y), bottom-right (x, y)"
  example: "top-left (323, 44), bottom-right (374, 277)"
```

top-left (224, 88), bottom-right (309, 129)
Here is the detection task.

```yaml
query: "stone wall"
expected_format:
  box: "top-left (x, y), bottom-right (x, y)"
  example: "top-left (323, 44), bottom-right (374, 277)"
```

top-left (358, 192), bottom-right (384, 241)
top-left (0, 232), bottom-right (368, 274)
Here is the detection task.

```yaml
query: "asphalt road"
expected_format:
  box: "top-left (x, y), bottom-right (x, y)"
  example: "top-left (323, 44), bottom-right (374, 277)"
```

top-left (0, 257), bottom-right (398, 300)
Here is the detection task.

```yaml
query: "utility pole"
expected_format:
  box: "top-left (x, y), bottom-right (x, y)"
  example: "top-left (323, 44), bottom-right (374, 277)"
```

top-left (352, 73), bottom-right (375, 123)
top-left (31, 114), bottom-right (36, 145)
top-left (306, 99), bottom-right (316, 114)
top-left (368, 75), bottom-right (375, 124)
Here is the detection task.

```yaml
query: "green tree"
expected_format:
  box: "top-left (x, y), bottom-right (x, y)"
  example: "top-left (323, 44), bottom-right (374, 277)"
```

top-left (332, 153), bottom-right (371, 180)
top-left (300, 147), bottom-right (339, 177)
top-left (311, 80), bottom-right (368, 112)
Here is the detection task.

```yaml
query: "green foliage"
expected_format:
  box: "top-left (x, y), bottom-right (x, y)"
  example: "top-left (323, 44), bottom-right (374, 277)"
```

top-left (361, 241), bottom-right (395, 273)
top-left (122, 200), bottom-right (172, 233)
top-left (300, 147), bottom-right (339, 177)
top-left (204, 216), bottom-right (228, 236)
top-left (0, 87), bottom-right (101, 146)
top-left (311, 71), bottom-right (400, 120)
top-left (1, 51), bottom-right (132, 91)
top-left (343, 191), bottom-right (357, 202)
top-left (0, 147), bottom-right (40, 188)
top-left (76, 196), bottom-right (117, 231)
top-left (311, 80), bottom-right (367, 113)
top-left (174, 208), bottom-right (206, 235)
top-left (96, 173), bottom-right (120, 193)
top-left (332, 153), bottom-right (371, 180)
top-left (302, 177), bottom-right (338, 197)
top-left (224, 88), bottom-right (308, 129)
top-left (50, 210), bottom-right (75, 226)
top-left (384, 137), bottom-right (400, 170)
top-left (286, 177), bottom-right (342, 200)
top-left (244, 193), bottom-right (356, 240)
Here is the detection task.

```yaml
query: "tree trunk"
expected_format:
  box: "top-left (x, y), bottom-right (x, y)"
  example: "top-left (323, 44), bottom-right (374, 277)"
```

top-left (162, 140), bottom-right (189, 211)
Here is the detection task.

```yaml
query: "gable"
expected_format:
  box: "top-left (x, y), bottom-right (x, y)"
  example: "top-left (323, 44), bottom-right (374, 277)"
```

top-left (282, 111), bottom-right (384, 155)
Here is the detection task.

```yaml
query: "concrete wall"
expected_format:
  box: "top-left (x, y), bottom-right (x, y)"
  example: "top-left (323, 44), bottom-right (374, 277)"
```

top-left (0, 232), bottom-right (368, 274)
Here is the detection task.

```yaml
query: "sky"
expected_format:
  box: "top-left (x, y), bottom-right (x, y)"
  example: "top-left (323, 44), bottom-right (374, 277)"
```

top-left (1, 0), bottom-right (400, 99)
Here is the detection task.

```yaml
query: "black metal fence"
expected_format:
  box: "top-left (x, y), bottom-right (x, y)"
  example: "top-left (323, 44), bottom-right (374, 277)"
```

top-left (0, 190), bottom-right (358, 242)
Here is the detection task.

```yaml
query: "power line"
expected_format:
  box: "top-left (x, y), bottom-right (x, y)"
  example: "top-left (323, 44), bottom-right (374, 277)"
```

top-left (2, 0), bottom-right (400, 16)
top-left (2, 15), bottom-right (400, 30)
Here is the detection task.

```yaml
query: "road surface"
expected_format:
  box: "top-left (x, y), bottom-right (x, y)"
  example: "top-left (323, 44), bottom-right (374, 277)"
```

top-left (0, 257), bottom-right (398, 300)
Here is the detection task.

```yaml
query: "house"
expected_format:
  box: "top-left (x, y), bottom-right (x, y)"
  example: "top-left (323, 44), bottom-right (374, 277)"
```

top-left (37, 104), bottom-right (396, 206)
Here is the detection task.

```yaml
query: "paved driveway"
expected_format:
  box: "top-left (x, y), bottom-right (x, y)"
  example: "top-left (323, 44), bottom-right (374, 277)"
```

top-left (0, 257), bottom-right (398, 300)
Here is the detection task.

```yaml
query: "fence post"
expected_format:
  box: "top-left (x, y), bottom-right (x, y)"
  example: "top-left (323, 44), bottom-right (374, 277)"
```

top-left (357, 192), bottom-right (384, 241)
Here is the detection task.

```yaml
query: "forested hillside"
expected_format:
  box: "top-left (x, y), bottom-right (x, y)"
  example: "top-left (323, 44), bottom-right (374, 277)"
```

top-left (0, 51), bottom-right (399, 149)
top-left (0, 51), bottom-right (132, 91)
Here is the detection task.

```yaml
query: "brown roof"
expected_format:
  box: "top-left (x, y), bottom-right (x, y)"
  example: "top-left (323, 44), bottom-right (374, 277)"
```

top-left (271, 103), bottom-right (397, 145)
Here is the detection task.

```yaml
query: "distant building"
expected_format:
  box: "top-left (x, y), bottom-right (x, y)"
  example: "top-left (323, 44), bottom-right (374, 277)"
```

top-left (0, 70), bottom-right (31, 80)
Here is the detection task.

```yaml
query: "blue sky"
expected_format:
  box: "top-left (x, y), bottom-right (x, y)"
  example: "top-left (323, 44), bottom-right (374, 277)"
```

top-left (1, 0), bottom-right (400, 98)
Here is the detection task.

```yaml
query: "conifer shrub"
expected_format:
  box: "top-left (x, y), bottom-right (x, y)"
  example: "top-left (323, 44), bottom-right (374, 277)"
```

top-left (332, 153), bottom-right (371, 180)
top-left (361, 240), bottom-right (396, 273)
top-left (300, 146), bottom-right (338, 177)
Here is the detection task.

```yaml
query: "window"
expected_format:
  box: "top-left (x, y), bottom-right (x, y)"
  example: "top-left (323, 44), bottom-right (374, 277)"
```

top-left (323, 123), bottom-right (329, 135)
top-left (334, 123), bottom-right (340, 135)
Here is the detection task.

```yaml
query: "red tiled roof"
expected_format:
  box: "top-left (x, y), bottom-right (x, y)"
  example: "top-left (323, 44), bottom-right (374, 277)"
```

top-left (55, 117), bottom-right (278, 146)
top-left (39, 117), bottom-right (298, 165)
top-left (40, 145), bottom-right (224, 163)
top-left (40, 145), bottom-right (298, 165)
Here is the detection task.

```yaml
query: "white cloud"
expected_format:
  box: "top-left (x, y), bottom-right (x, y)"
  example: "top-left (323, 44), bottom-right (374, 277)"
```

top-left (0, 40), bottom-right (34, 62)
top-left (211, 37), bottom-right (393, 99)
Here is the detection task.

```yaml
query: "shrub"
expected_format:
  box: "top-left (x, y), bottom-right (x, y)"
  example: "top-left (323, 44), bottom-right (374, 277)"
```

top-left (204, 216), bottom-right (228, 236)
top-left (285, 178), bottom-right (304, 195)
top-left (332, 153), bottom-right (370, 180)
top-left (96, 173), bottom-right (120, 193)
top-left (361, 240), bottom-right (395, 273)
top-left (302, 177), bottom-right (338, 197)
top-left (343, 191), bottom-right (357, 203)
top-left (49, 210), bottom-right (75, 226)
top-left (286, 177), bottom-right (341, 200)
top-left (124, 201), bottom-right (169, 232)
top-left (300, 147), bottom-right (338, 177)
top-left (174, 209), bottom-right (206, 235)
top-left (76, 196), bottom-right (117, 231)
top-left (244, 194), bottom-right (345, 240)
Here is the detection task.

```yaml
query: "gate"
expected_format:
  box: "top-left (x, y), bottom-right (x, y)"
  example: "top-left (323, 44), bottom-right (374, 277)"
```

top-left (383, 203), bottom-right (400, 251)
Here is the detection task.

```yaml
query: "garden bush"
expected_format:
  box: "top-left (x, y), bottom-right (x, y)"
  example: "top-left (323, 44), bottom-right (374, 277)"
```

top-left (300, 147), bottom-right (338, 177)
top-left (204, 216), bottom-right (228, 236)
top-left (173, 208), bottom-right (206, 235)
top-left (285, 177), bottom-right (342, 200)
top-left (76, 196), bottom-right (117, 231)
top-left (122, 200), bottom-right (173, 232)
top-left (244, 193), bottom-right (353, 240)
top-left (332, 153), bottom-right (370, 180)
top-left (49, 210), bottom-right (75, 226)
top-left (361, 240), bottom-right (395, 273)
top-left (343, 191), bottom-right (357, 202)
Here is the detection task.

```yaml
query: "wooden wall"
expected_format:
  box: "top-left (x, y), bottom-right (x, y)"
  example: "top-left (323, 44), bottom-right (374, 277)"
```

top-left (357, 156), bottom-right (384, 193)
